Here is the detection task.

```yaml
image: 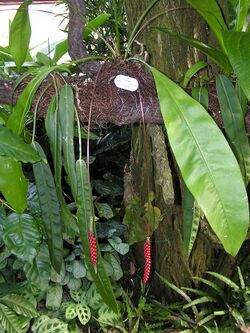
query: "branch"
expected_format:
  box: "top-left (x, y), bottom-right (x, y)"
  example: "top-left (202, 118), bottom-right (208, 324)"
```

top-left (67, 0), bottom-right (100, 76)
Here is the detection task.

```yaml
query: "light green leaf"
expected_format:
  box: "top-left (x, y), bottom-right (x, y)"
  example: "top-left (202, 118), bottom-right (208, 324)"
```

top-left (0, 293), bottom-right (38, 317)
top-left (182, 61), bottom-right (207, 88)
top-left (3, 213), bottom-right (41, 261)
top-left (7, 65), bottom-right (64, 135)
top-left (32, 142), bottom-right (63, 273)
top-left (65, 303), bottom-right (77, 320)
top-left (46, 285), bottom-right (63, 310)
top-left (95, 202), bottom-right (114, 219)
top-left (72, 260), bottom-right (87, 279)
top-left (75, 159), bottom-right (119, 314)
top-left (67, 277), bottom-right (82, 291)
top-left (156, 27), bottom-right (232, 74)
top-left (9, 0), bottom-right (32, 68)
top-left (186, 0), bottom-right (228, 51)
top-left (152, 67), bottom-right (249, 256)
top-left (76, 304), bottom-right (91, 325)
top-left (83, 13), bottom-right (111, 40)
top-left (36, 52), bottom-right (52, 66)
top-left (182, 296), bottom-right (217, 309)
top-left (53, 39), bottom-right (68, 63)
top-left (36, 318), bottom-right (68, 333)
top-left (216, 74), bottom-right (250, 184)
top-left (192, 87), bottom-right (209, 110)
top-left (0, 156), bottom-right (27, 213)
top-left (58, 84), bottom-right (77, 199)
top-left (222, 31), bottom-right (250, 100)
top-left (228, 0), bottom-right (250, 31)
top-left (0, 126), bottom-right (41, 162)
top-left (0, 303), bottom-right (22, 333)
top-left (207, 271), bottom-right (240, 290)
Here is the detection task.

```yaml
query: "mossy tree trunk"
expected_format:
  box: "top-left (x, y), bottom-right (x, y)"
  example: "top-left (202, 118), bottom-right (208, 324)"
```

top-left (124, 0), bottom-right (243, 299)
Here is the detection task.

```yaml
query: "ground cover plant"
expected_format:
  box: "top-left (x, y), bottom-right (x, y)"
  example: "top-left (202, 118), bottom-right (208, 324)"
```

top-left (0, 0), bottom-right (249, 331)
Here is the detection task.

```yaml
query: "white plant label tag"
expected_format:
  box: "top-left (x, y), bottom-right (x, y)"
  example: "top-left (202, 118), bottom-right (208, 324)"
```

top-left (114, 74), bottom-right (139, 92)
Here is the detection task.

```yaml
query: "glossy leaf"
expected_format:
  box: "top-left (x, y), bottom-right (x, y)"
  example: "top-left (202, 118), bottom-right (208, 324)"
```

top-left (152, 67), bottom-right (249, 256)
top-left (45, 284), bottom-right (63, 310)
top-left (58, 84), bottom-right (77, 199)
top-left (0, 156), bottom-right (27, 213)
top-left (75, 159), bottom-right (119, 314)
top-left (0, 304), bottom-right (21, 333)
top-left (53, 39), bottom-right (68, 63)
top-left (156, 28), bottom-right (232, 74)
top-left (0, 46), bottom-right (12, 62)
top-left (186, 0), bottom-right (228, 51)
top-left (32, 142), bottom-right (63, 273)
top-left (2, 213), bottom-right (41, 262)
top-left (0, 293), bottom-right (38, 317)
top-left (0, 126), bottom-right (41, 163)
top-left (182, 61), bottom-right (207, 88)
top-left (228, 0), bottom-right (250, 31)
top-left (7, 65), bottom-right (63, 135)
top-left (9, 0), bottom-right (32, 68)
top-left (207, 271), bottom-right (240, 290)
top-left (216, 74), bottom-right (250, 184)
top-left (222, 31), bottom-right (250, 100)
top-left (182, 185), bottom-right (200, 257)
top-left (83, 13), bottom-right (111, 40)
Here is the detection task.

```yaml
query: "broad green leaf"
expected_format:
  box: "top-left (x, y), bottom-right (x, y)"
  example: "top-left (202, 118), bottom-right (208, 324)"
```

top-left (65, 303), bottom-right (77, 320)
top-left (186, 0), bottom-right (228, 51)
top-left (105, 253), bottom-right (123, 281)
top-left (9, 0), bottom-right (32, 68)
top-left (182, 61), bottom-right (207, 88)
top-left (72, 260), bottom-right (87, 279)
top-left (75, 304), bottom-right (91, 325)
top-left (0, 46), bottom-right (12, 61)
top-left (46, 285), bottom-right (63, 310)
top-left (83, 13), bottom-right (111, 40)
top-left (95, 202), bottom-right (114, 219)
top-left (3, 213), bottom-right (41, 261)
top-left (182, 185), bottom-right (200, 257)
top-left (0, 156), bottom-right (27, 213)
top-left (58, 84), bottom-right (77, 199)
top-left (36, 52), bottom-right (53, 66)
top-left (7, 65), bottom-right (63, 135)
top-left (32, 142), bottom-right (63, 273)
top-left (228, 0), bottom-right (250, 31)
top-left (75, 159), bottom-right (119, 314)
top-left (0, 293), bottom-right (38, 317)
top-left (216, 75), bottom-right (250, 184)
top-left (192, 87), bottom-right (209, 110)
top-left (23, 243), bottom-right (51, 290)
top-left (152, 67), bottom-right (249, 256)
top-left (36, 318), bottom-right (68, 333)
top-left (156, 28), bottom-right (232, 74)
top-left (53, 39), bottom-right (68, 63)
top-left (222, 31), bottom-right (250, 100)
top-left (108, 238), bottom-right (129, 255)
top-left (0, 126), bottom-right (41, 162)
top-left (67, 276), bottom-right (82, 291)
top-left (0, 303), bottom-right (22, 333)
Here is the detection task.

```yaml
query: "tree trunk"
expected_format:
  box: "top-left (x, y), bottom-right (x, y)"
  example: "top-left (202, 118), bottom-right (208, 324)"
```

top-left (124, 0), bottom-right (243, 299)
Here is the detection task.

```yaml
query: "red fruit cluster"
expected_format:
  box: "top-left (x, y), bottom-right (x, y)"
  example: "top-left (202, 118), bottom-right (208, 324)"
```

top-left (143, 238), bottom-right (151, 284)
top-left (88, 231), bottom-right (97, 268)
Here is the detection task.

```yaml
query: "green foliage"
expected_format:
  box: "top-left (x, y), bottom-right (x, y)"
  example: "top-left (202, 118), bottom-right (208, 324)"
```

top-left (182, 61), bottom-right (208, 88)
top-left (152, 67), bottom-right (249, 256)
top-left (9, 0), bottom-right (32, 68)
top-left (32, 142), bottom-right (63, 273)
top-left (31, 315), bottom-right (69, 333)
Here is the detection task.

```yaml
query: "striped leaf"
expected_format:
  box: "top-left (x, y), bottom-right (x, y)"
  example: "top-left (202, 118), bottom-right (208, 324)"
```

top-left (32, 142), bottom-right (63, 273)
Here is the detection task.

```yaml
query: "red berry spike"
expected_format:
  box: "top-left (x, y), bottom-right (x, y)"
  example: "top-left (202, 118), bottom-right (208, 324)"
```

top-left (88, 231), bottom-right (97, 272)
top-left (143, 237), bottom-right (151, 284)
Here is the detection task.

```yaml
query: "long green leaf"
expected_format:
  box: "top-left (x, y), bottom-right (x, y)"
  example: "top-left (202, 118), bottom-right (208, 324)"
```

top-left (3, 213), bottom-right (41, 262)
top-left (228, 0), bottom-right (250, 31)
top-left (32, 142), bottom-right (63, 273)
top-left (182, 185), bottom-right (201, 257)
top-left (9, 0), bottom-right (32, 68)
top-left (7, 65), bottom-right (63, 135)
top-left (75, 159), bottom-right (119, 314)
top-left (186, 0), bottom-right (228, 51)
top-left (192, 87), bottom-right (209, 110)
top-left (183, 61), bottom-right (208, 88)
top-left (183, 296), bottom-right (217, 309)
top-left (207, 271), bottom-right (240, 290)
top-left (58, 84), bottom-right (77, 200)
top-left (216, 74), bottom-right (250, 184)
top-left (152, 67), bottom-right (249, 256)
top-left (222, 31), bottom-right (250, 100)
top-left (192, 276), bottom-right (224, 298)
top-left (0, 156), bottom-right (27, 213)
top-left (83, 13), bottom-right (112, 40)
top-left (0, 126), bottom-right (41, 163)
top-left (156, 28), bottom-right (232, 74)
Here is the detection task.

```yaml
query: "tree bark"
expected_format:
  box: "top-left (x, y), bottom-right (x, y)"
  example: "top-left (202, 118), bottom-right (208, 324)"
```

top-left (124, 0), bottom-right (243, 299)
